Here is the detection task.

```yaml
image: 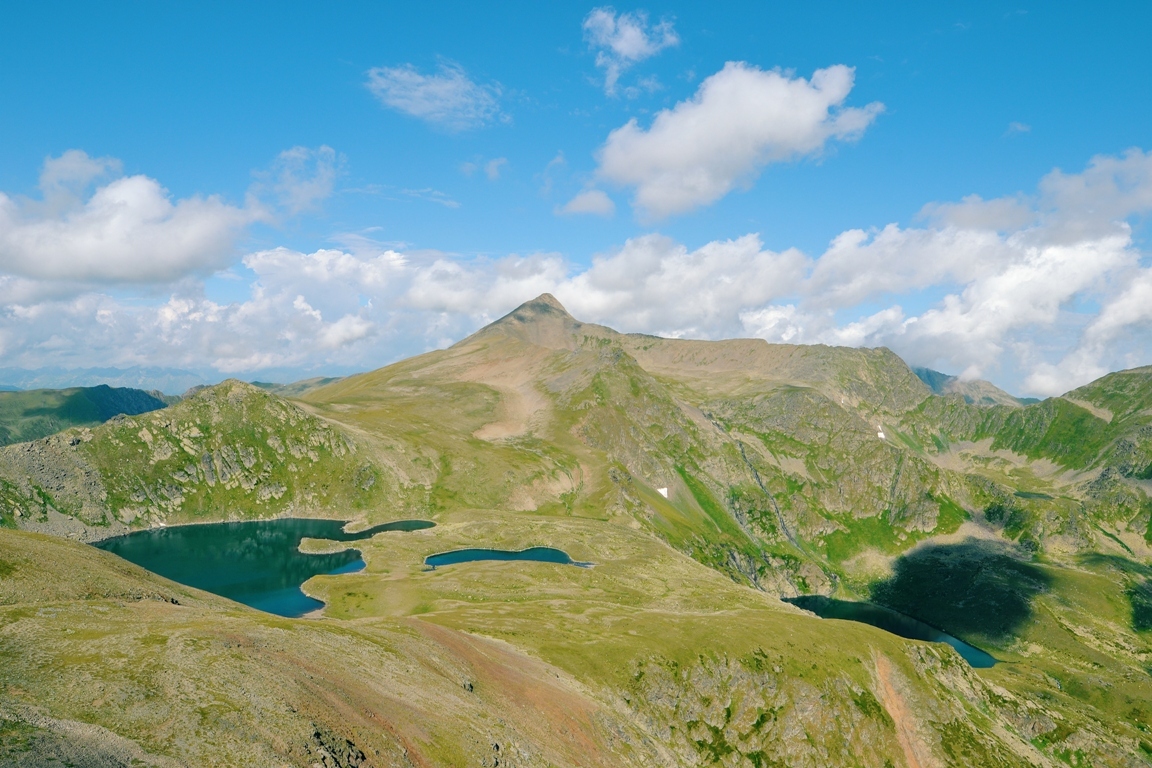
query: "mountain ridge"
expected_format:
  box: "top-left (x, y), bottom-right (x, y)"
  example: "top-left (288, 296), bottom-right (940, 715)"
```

top-left (1, 294), bottom-right (1151, 767)
top-left (0, 384), bottom-right (169, 447)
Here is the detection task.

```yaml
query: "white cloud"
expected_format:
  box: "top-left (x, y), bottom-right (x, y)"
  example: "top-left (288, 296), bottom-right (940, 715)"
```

top-left (1036, 148), bottom-right (1152, 240)
top-left (558, 189), bottom-right (615, 216)
top-left (538, 152), bottom-right (566, 197)
top-left (0, 151), bottom-right (255, 283)
top-left (583, 7), bottom-right (679, 96)
top-left (557, 233), bottom-right (806, 336)
top-left (264, 145), bottom-right (342, 215)
top-left (805, 223), bottom-right (1014, 307)
top-left (596, 62), bottom-right (884, 218)
top-left (919, 193), bottom-right (1035, 232)
top-left (1007, 121), bottom-right (1031, 134)
top-left (739, 304), bottom-right (808, 343)
top-left (36, 150), bottom-right (122, 212)
top-left (1022, 261), bottom-right (1152, 394)
top-left (4, 149), bottom-right (1152, 398)
top-left (365, 61), bottom-right (503, 131)
top-left (894, 235), bottom-right (1135, 383)
top-left (723, 149), bottom-right (1152, 395)
top-left (1084, 268), bottom-right (1152, 344)
top-left (462, 158), bottom-right (508, 180)
top-left (0, 232), bottom-right (807, 374)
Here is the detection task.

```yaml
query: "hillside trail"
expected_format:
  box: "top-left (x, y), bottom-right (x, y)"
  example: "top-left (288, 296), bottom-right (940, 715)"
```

top-left (875, 654), bottom-right (938, 768)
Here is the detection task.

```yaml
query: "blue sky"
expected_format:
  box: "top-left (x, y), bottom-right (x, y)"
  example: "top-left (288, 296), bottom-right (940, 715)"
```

top-left (1, 1), bottom-right (1150, 394)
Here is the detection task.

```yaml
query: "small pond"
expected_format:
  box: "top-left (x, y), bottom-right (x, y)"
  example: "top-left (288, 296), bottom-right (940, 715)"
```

top-left (424, 546), bottom-right (592, 569)
top-left (784, 595), bottom-right (997, 668)
top-left (95, 518), bottom-right (434, 618)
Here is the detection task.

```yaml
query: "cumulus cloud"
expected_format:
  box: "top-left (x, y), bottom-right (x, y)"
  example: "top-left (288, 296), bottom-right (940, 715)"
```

top-left (365, 61), bottom-right (503, 131)
top-left (5, 149), bottom-right (1152, 398)
top-left (0, 151), bottom-right (255, 283)
top-left (558, 189), bottom-right (616, 216)
top-left (791, 152), bottom-right (1152, 394)
top-left (919, 193), bottom-right (1036, 232)
top-left (1037, 148), bottom-right (1152, 240)
top-left (895, 235), bottom-right (1135, 382)
top-left (559, 234), bottom-right (805, 335)
top-left (0, 232), bottom-right (806, 374)
top-left (36, 150), bottom-right (122, 211)
top-left (460, 157), bottom-right (506, 180)
top-left (596, 62), bottom-right (884, 218)
top-left (805, 224), bottom-right (1014, 308)
top-left (583, 7), bottom-right (679, 96)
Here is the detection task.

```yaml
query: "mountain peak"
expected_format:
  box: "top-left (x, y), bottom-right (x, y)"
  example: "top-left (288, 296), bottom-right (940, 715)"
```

top-left (519, 293), bottom-right (571, 315)
top-left (912, 366), bottom-right (1029, 407)
top-left (460, 293), bottom-right (585, 351)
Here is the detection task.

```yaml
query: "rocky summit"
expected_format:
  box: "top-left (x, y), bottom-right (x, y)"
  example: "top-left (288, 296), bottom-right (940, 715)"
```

top-left (1, 295), bottom-right (1150, 767)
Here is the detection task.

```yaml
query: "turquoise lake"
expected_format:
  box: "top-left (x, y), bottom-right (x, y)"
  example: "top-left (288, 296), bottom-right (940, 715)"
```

top-left (424, 546), bottom-right (591, 569)
top-left (784, 595), bottom-right (998, 668)
top-left (95, 518), bottom-right (434, 617)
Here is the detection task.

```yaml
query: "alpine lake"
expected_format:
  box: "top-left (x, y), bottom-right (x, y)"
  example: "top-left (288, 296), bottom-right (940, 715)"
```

top-left (95, 520), bottom-right (993, 668)
top-left (95, 518), bottom-right (434, 617)
top-left (784, 595), bottom-right (998, 668)
top-left (94, 520), bottom-right (593, 618)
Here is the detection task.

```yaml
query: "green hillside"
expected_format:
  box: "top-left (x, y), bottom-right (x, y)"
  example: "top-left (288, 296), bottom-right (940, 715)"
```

top-left (1, 295), bottom-right (1150, 766)
top-left (0, 380), bottom-right (408, 535)
top-left (0, 384), bottom-right (169, 447)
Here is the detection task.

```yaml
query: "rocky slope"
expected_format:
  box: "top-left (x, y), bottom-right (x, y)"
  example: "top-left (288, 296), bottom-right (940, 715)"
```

top-left (0, 380), bottom-right (410, 539)
top-left (1, 295), bottom-right (1150, 766)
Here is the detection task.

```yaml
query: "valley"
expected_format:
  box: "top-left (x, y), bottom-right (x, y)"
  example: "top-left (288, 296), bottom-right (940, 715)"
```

top-left (1, 295), bottom-right (1150, 767)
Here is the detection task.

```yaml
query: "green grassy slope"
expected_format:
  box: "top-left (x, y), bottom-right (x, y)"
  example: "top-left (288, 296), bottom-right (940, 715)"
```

top-left (0, 385), bottom-right (168, 446)
top-left (1, 295), bottom-right (1151, 765)
top-left (8, 518), bottom-right (1143, 767)
top-left (0, 380), bottom-right (416, 535)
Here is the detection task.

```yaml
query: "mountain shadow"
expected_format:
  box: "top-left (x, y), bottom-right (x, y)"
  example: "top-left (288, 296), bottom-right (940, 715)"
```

top-left (869, 539), bottom-right (1052, 643)
top-left (1131, 581), bottom-right (1152, 632)
top-left (1078, 553), bottom-right (1152, 633)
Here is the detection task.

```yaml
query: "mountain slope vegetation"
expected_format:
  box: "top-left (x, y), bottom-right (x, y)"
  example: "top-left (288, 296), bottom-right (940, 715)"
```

top-left (0, 385), bottom-right (169, 447)
top-left (1, 295), bottom-right (1151, 766)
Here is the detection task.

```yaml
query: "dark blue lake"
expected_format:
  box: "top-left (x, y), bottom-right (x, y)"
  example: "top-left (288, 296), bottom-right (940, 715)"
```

top-left (784, 595), bottom-right (998, 668)
top-left (425, 546), bottom-right (591, 569)
top-left (95, 518), bottom-right (434, 617)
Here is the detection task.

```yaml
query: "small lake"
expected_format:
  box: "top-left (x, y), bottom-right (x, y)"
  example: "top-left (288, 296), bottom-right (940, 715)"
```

top-left (95, 518), bottom-right (434, 618)
top-left (425, 546), bottom-right (591, 569)
top-left (784, 595), bottom-right (997, 668)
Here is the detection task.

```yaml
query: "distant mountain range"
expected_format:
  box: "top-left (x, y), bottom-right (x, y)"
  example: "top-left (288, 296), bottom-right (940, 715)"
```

top-left (912, 366), bottom-right (1040, 406)
top-left (1, 296), bottom-right (1149, 767)
top-left (0, 366), bottom-right (209, 395)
